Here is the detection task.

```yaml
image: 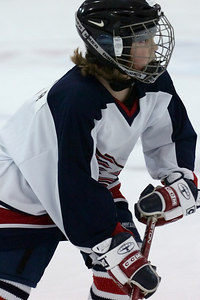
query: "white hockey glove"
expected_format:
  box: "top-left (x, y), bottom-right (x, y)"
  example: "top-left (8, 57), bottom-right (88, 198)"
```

top-left (92, 223), bottom-right (160, 298)
top-left (135, 172), bottom-right (199, 226)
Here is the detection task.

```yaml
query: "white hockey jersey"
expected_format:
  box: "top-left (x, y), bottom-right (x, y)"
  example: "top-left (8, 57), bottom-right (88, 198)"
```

top-left (0, 66), bottom-right (197, 248)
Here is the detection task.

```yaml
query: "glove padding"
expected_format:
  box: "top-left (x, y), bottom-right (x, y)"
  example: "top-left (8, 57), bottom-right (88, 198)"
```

top-left (92, 226), bottom-right (160, 298)
top-left (135, 172), bottom-right (198, 226)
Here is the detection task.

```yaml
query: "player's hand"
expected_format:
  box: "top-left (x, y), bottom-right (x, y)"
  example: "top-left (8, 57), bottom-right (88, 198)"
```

top-left (92, 223), bottom-right (160, 298)
top-left (135, 172), bottom-right (199, 226)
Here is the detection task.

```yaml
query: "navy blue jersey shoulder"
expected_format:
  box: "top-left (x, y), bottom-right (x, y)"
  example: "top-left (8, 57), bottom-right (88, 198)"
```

top-left (47, 66), bottom-right (118, 248)
top-left (135, 70), bottom-right (175, 97)
top-left (167, 88), bottom-right (197, 170)
top-left (48, 66), bottom-right (114, 122)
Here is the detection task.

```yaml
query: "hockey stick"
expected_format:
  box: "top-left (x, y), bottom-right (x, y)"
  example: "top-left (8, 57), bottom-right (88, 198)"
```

top-left (131, 216), bottom-right (157, 300)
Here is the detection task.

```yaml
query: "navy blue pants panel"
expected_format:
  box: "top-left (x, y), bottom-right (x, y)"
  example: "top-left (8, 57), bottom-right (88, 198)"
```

top-left (0, 227), bottom-right (64, 287)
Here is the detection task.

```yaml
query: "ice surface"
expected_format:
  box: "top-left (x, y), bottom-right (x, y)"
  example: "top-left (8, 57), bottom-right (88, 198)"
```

top-left (0, 0), bottom-right (200, 299)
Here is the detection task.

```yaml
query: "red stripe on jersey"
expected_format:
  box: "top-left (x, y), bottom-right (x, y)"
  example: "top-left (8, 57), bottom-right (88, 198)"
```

top-left (0, 208), bottom-right (55, 225)
top-left (98, 177), bottom-right (114, 184)
top-left (109, 183), bottom-right (125, 200)
top-left (93, 275), bottom-right (126, 295)
top-left (96, 149), bottom-right (123, 168)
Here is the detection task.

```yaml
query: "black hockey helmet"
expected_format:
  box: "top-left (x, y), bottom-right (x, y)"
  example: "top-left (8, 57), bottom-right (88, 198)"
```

top-left (76, 0), bottom-right (175, 83)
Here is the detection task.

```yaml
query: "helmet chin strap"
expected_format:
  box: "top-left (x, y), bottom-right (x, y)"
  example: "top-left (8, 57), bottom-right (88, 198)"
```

top-left (109, 78), bottom-right (135, 91)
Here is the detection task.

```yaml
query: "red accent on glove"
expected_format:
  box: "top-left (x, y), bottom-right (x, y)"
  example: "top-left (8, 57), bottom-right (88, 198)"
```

top-left (136, 184), bottom-right (184, 226)
top-left (119, 251), bottom-right (147, 278)
top-left (155, 186), bottom-right (180, 211)
top-left (93, 275), bottom-right (127, 295)
top-left (107, 250), bottom-right (149, 296)
top-left (107, 270), bottom-right (132, 295)
top-left (193, 172), bottom-right (198, 187)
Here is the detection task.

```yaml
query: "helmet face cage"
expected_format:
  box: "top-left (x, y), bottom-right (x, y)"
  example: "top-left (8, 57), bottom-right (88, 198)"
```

top-left (114, 14), bottom-right (175, 83)
top-left (76, 2), bottom-right (175, 84)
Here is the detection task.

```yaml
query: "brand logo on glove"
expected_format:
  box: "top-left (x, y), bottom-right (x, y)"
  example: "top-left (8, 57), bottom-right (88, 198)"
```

top-left (178, 183), bottom-right (190, 200)
top-left (165, 187), bottom-right (177, 206)
top-left (123, 252), bottom-right (143, 269)
top-left (117, 242), bottom-right (135, 255)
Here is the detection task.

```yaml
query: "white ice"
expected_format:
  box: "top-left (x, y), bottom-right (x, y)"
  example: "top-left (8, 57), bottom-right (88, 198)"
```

top-left (0, 0), bottom-right (200, 299)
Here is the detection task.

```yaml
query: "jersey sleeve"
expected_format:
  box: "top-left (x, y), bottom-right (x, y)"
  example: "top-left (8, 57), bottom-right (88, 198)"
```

top-left (141, 74), bottom-right (197, 181)
top-left (47, 85), bottom-right (118, 250)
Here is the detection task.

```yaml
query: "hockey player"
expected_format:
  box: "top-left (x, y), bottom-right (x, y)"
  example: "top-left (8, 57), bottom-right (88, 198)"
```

top-left (0, 0), bottom-right (198, 299)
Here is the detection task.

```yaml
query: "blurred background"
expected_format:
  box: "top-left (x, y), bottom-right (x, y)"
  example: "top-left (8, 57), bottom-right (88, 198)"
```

top-left (0, 0), bottom-right (200, 299)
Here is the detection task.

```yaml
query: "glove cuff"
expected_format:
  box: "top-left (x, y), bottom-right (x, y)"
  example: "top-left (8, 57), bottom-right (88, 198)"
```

top-left (158, 178), bottom-right (196, 219)
top-left (92, 234), bottom-right (140, 270)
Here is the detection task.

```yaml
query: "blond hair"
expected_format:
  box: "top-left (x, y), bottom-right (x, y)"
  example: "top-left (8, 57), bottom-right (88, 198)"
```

top-left (71, 48), bottom-right (129, 82)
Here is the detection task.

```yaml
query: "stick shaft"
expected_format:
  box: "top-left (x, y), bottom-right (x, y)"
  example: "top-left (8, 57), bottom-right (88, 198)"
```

top-left (131, 217), bottom-right (157, 300)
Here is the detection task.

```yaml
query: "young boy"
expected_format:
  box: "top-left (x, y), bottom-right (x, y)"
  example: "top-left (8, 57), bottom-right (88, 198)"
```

top-left (0, 0), bottom-right (198, 299)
